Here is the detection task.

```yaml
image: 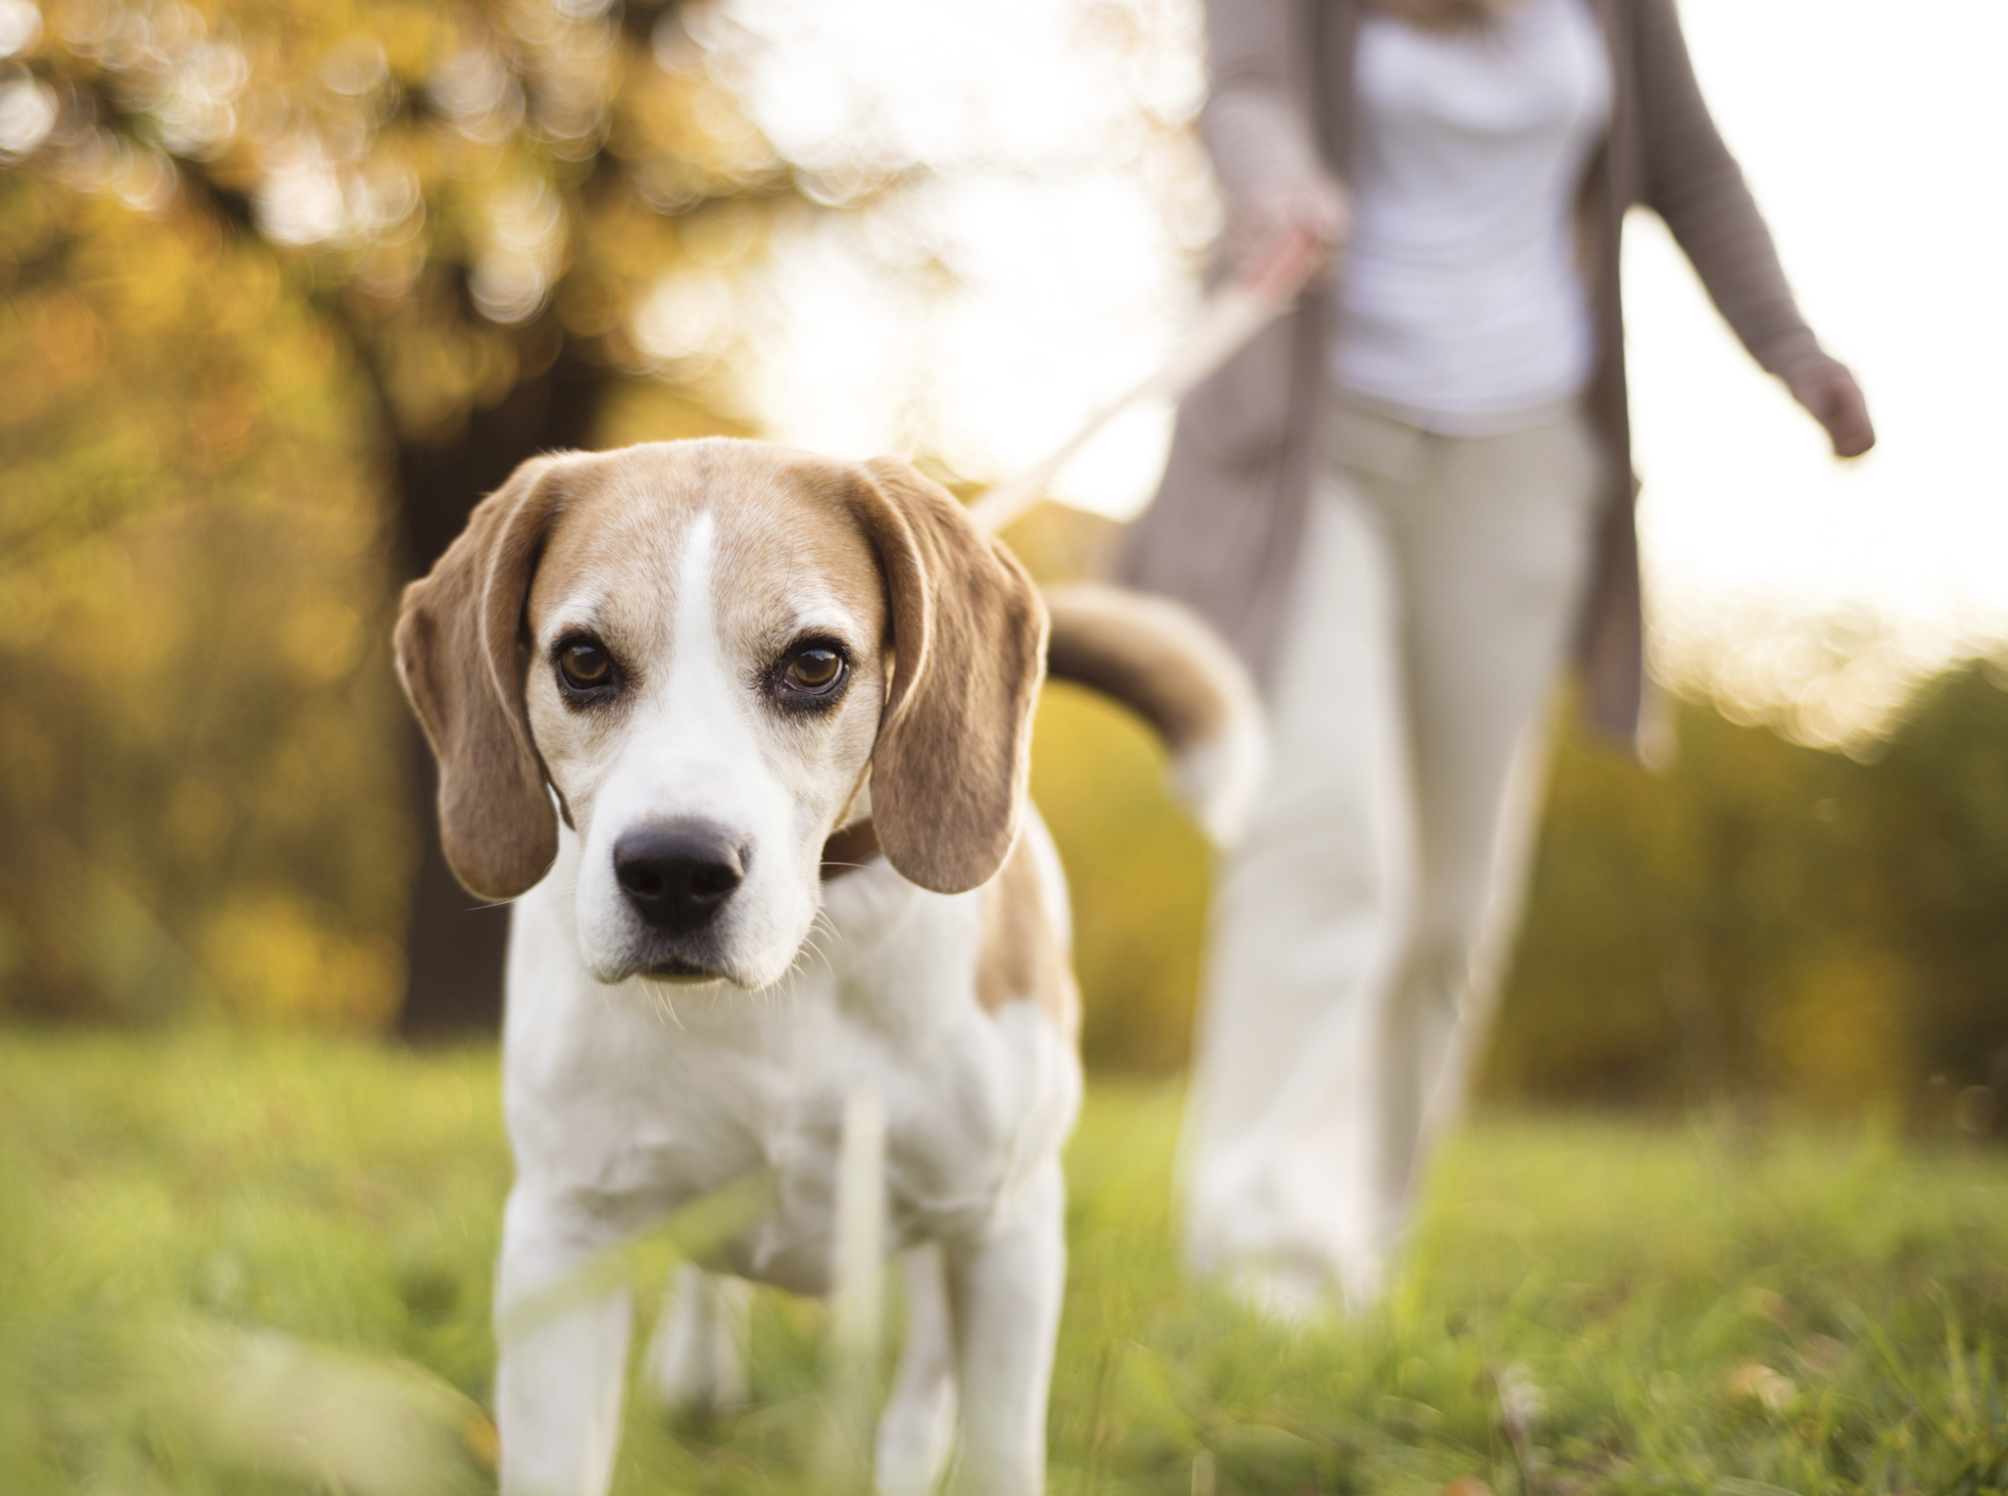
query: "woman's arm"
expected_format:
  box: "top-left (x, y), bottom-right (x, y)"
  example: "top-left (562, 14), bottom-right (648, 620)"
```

top-left (1633, 0), bottom-right (1873, 455)
top-left (1201, 0), bottom-right (1349, 273)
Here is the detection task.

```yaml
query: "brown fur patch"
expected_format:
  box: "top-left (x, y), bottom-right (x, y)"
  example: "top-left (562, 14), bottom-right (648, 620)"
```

top-left (394, 455), bottom-right (573, 900)
top-left (975, 834), bottom-right (1079, 1039)
top-left (844, 459), bottom-right (1047, 895)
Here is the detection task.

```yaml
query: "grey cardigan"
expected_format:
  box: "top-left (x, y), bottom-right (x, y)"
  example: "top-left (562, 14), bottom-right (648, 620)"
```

top-left (1121, 0), bottom-right (1843, 744)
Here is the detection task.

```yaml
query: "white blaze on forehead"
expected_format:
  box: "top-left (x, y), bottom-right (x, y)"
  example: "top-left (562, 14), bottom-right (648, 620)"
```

top-left (637, 504), bottom-right (752, 789)
top-left (674, 508), bottom-right (719, 654)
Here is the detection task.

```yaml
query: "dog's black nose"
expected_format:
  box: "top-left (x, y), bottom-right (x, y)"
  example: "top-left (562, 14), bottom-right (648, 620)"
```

top-left (613, 823), bottom-right (746, 933)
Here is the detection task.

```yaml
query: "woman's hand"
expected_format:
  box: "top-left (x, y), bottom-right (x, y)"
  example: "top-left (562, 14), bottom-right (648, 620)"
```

top-left (1229, 176), bottom-right (1351, 286)
top-left (1785, 360), bottom-right (1876, 459)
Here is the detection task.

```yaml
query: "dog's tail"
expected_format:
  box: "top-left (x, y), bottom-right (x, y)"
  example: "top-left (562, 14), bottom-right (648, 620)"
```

top-left (1041, 583), bottom-right (1267, 847)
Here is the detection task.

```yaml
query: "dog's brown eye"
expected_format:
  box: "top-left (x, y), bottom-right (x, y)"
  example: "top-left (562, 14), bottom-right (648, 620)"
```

top-left (784, 649), bottom-right (844, 692)
top-left (558, 641), bottom-right (612, 690)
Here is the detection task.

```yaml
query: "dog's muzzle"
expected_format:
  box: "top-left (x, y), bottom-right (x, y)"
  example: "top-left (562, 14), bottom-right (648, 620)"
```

top-left (613, 820), bottom-right (746, 936)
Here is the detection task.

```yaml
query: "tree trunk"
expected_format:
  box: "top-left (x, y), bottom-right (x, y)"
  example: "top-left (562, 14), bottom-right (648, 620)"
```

top-left (395, 332), bottom-right (610, 1037)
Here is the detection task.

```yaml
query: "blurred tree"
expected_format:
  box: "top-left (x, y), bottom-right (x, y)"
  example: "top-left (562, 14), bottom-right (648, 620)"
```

top-left (0, 180), bottom-right (406, 1026)
top-left (0, 0), bottom-right (895, 1030)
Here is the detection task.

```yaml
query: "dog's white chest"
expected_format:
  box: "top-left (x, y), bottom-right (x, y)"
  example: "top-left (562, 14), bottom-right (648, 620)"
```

top-left (502, 855), bottom-right (1079, 1295)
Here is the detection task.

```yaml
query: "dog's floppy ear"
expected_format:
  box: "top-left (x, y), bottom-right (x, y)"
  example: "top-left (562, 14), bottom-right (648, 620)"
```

top-left (394, 454), bottom-right (573, 901)
top-left (847, 457), bottom-right (1047, 895)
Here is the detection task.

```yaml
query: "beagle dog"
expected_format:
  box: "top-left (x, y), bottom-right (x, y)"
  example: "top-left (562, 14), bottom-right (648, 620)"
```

top-left (395, 439), bottom-right (1260, 1496)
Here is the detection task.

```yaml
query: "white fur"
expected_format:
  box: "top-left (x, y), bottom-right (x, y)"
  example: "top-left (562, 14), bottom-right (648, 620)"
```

top-left (492, 504), bottom-right (1082, 1495)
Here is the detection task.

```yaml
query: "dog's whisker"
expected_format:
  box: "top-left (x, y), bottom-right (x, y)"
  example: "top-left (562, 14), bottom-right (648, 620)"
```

top-left (802, 938), bottom-right (835, 980)
top-left (809, 945), bottom-right (837, 979)
top-left (808, 909), bottom-right (846, 951)
top-left (650, 988), bottom-right (684, 1029)
top-left (785, 936), bottom-right (834, 986)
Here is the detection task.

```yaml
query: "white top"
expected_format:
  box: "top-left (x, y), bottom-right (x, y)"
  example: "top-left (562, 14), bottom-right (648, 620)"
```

top-left (1331, 0), bottom-right (1612, 434)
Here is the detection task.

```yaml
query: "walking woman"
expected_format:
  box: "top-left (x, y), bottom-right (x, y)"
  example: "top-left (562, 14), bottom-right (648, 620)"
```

top-left (1124, 0), bottom-right (1874, 1313)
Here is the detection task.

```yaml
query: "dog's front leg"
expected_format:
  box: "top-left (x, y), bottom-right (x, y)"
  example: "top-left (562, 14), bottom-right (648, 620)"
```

top-left (943, 1161), bottom-right (1067, 1496)
top-left (875, 1243), bottom-right (959, 1496)
top-left (494, 1183), bottom-right (635, 1496)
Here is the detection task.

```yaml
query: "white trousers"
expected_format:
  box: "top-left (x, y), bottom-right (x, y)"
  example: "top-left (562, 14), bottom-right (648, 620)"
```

top-left (1180, 396), bottom-right (1604, 1311)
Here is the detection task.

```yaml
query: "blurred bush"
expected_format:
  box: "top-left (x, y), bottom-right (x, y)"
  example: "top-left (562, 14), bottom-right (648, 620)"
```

top-left (1486, 663), bottom-right (2008, 1125)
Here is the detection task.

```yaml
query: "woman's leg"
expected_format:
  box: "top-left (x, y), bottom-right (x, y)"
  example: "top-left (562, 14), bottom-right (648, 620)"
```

top-left (1365, 408), bottom-right (1605, 1255)
top-left (1180, 456), bottom-right (1420, 1313)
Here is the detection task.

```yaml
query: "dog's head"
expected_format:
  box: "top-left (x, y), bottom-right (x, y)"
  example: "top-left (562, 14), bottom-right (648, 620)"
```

top-left (394, 439), bottom-right (1046, 990)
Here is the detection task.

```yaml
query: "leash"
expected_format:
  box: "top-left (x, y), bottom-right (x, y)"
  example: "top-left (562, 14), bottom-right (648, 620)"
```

top-left (964, 224), bottom-right (1331, 538)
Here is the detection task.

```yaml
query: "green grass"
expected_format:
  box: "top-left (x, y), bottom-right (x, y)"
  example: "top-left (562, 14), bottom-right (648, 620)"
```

top-left (6, 1028), bottom-right (2008, 1494)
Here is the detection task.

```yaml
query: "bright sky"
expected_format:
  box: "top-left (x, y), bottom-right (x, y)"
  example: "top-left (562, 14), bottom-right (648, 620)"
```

top-left (720, 0), bottom-right (2007, 741)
